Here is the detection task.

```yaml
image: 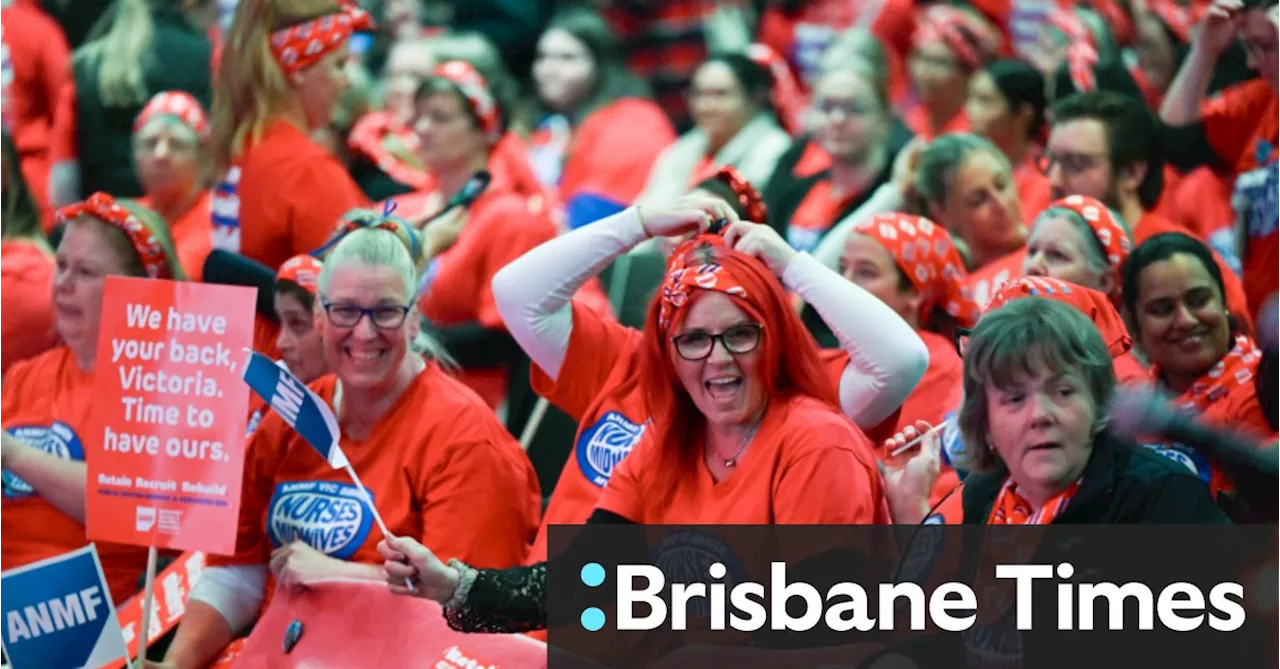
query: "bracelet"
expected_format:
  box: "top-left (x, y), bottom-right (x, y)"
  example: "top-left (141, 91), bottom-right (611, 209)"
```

top-left (636, 204), bottom-right (654, 239)
top-left (443, 558), bottom-right (478, 610)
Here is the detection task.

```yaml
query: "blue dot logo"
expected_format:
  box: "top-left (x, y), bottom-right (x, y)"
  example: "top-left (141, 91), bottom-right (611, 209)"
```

top-left (581, 607), bottom-right (606, 632)
top-left (580, 562), bottom-right (606, 587)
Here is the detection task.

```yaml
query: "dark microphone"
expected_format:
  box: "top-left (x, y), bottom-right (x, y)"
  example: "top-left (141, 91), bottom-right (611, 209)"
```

top-left (418, 170), bottom-right (492, 225)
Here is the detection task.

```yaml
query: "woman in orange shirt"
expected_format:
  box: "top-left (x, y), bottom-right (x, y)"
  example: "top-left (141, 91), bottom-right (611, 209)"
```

top-left (1, 131), bottom-right (58, 374)
top-left (1022, 194), bottom-right (1132, 306)
top-left (133, 91), bottom-right (213, 281)
top-left (2, 193), bottom-right (183, 603)
top-left (160, 215), bottom-right (541, 669)
top-left (965, 59), bottom-right (1051, 220)
top-left (903, 5), bottom-right (999, 140)
top-left (494, 186), bottom-right (924, 565)
top-left (836, 212), bottom-right (979, 503)
top-left (1122, 231), bottom-right (1275, 505)
top-left (391, 60), bottom-right (562, 410)
top-left (207, 0), bottom-right (370, 271)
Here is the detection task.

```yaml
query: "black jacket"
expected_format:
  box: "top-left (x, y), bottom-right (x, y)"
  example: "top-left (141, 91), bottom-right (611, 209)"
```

top-left (73, 4), bottom-right (212, 198)
top-left (874, 435), bottom-right (1248, 669)
top-left (957, 430), bottom-right (1230, 525)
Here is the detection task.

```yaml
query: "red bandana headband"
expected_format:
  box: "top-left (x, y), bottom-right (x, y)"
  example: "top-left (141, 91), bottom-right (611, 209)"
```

top-left (270, 1), bottom-right (374, 76)
top-left (1147, 0), bottom-right (1197, 44)
top-left (854, 213), bottom-right (982, 328)
top-left (1042, 194), bottom-right (1132, 269)
top-left (913, 6), bottom-right (996, 70)
top-left (985, 276), bottom-right (1133, 359)
top-left (432, 60), bottom-right (501, 145)
top-left (134, 91), bottom-right (209, 139)
top-left (746, 43), bottom-right (806, 136)
top-left (277, 254), bottom-right (324, 295)
top-left (658, 235), bottom-right (750, 331)
top-left (56, 192), bottom-right (171, 279)
top-left (707, 166), bottom-right (768, 224)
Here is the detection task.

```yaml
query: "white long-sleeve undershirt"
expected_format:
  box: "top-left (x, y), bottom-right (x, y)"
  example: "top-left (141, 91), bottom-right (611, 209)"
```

top-left (491, 207), bottom-right (927, 429)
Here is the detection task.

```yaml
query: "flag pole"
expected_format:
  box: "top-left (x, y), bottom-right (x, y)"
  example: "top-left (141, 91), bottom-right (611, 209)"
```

top-left (341, 461), bottom-right (413, 589)
top-left (134, 545), bottom-right (158, 668)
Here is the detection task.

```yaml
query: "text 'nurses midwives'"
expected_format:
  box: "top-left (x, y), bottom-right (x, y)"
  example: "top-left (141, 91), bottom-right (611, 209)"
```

top-left (103, 303), bottom-right (237, 463)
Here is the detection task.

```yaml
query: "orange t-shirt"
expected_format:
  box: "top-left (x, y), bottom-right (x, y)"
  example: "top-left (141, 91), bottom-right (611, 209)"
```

top-left (137, 191), bottom-right (214, 281)
top-left (786, 178), bottom-right (859, 254)
top-left (820, 332), bottom-right (963, 507)
top-left (1201, 80), bottom-right (1280, 316)
top-left (903, 104), bottom-right (970, 142)
top-left (1, 347), bottom-right (149, 603)
top-left (208, 366), bottom-right (540, 573)
top-left (1015, 156), bottom-right (1051, 222)
top-left (555, 98), bottom-right (675, 207)
top-left (396, 175), bottom-right (559, 410)
top-left (1, 0), bottom-right (70, 214)
top-left (525, 303), bottom-right (648, 563)
top-left (1134, 211), bottom-right (1253, 326)
top-left (210, 120), bottom-right (369, 270)
top-left (0, 240), bottom-right (58, 374)
top-left (965, 247), bottom-right (1027, 308)
top-left (597, 392), bottom-right (890, 525)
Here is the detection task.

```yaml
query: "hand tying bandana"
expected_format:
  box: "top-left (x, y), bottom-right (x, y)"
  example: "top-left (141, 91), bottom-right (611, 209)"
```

top-left (1040, 194), bottom-right (1132, 270)
top-left (277, 254), bottom-right (324, 295)
top-left (270, 0), bottom-right (374, 76)
top-left (853, 213), bottom-right (982, 327)
top-left (705, 165), bottom-right (768, 224)
top-left (986, 276), bottom-right (1133, 360)
top-left (56, 192), bottom-right (171, 279)
top-left (431, 60), bottom-right (501, 145)
top-left (658, 235), bottom-right (750, 331)
top-left (134, 91), bottom-right (209, 139)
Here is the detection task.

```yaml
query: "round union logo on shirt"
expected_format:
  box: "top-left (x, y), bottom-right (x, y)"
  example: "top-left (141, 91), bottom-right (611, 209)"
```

top-left (1141, 443), bottom-right (1212, 485)
top-left (266, 480), bottom-right (376, 560)
top-left (3, 422), bottom-right (85, 499)
top-left (576, 411), bottom-right (646, 488)
top-left (651, 529), bottom-right (747, 620)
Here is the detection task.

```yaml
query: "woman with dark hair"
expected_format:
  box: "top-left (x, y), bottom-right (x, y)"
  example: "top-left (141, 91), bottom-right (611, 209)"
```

top-left (1122, 232), bottom-right (1276, 504)
top-left (903, 4), bottom-right (1000, 140)
top-left (639, 52), bottom-right (792, 202)
top-left (1, 131), bottom-right (58, 374)
top-left (389, 60), bottom-right (563, 410)
top-left (965, 59), bottom-right (1051, 218)
top-left (527, 6), bottom-right (675, 229)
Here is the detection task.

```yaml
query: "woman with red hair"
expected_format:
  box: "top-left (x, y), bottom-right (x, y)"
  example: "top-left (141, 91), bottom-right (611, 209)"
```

top-left (375, 192), bottom-right (925, 634)
top-left (490, 169), bottom-right (925, 564)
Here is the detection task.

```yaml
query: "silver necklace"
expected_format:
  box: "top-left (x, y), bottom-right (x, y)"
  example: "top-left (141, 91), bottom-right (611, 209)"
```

top-left (715, 419), bottom-right (762, 468)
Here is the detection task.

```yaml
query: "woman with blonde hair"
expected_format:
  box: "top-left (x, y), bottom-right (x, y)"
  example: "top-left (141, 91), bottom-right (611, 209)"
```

top-left (207, 0), bottom-right (370, 270)
top-left (2, 193), bottom-right (184, 604)
top-left (65, 0), bottom-right (217, 199)
top-left (158, 212), bottom-right (540, 668)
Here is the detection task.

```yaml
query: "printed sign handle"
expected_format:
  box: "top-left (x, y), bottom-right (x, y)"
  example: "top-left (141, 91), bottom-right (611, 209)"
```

top-left (133, 546), bottom-right (159, 669)
top-left (341, 463), bottom-right (414, 589)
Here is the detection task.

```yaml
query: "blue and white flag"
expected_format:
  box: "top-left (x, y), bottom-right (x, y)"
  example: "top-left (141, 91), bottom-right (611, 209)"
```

top-left (241, 349), bottom-right (347, 468)
top-left (0, 544), bottom-right (128, 669)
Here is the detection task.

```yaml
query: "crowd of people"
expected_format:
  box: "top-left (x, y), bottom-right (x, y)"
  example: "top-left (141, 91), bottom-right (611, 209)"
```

top-left (1, 0), bottom-right (1277, 664)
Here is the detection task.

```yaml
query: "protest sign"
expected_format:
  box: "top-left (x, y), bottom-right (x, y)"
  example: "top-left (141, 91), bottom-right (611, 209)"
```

top-left (85, 277), bottom-right (255, 555)
top-left (0, 544), bottom-right (128, 669)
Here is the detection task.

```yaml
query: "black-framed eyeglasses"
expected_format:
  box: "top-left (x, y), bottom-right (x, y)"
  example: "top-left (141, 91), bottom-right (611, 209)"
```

top-left (321, 301), bottom-right (412, 329)
top-left (1036, 151), bottom-right (1107, 176)
top-left (671, 323), bottom-right (764, 361)
top-left (954, 327), bottom-right (973, 358)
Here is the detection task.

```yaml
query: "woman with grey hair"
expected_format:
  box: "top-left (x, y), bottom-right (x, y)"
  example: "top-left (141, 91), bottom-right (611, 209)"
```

top-left (156, 213), bottom-right (541, 669)
top-left (884, 297), bottom-right (1227, 526)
